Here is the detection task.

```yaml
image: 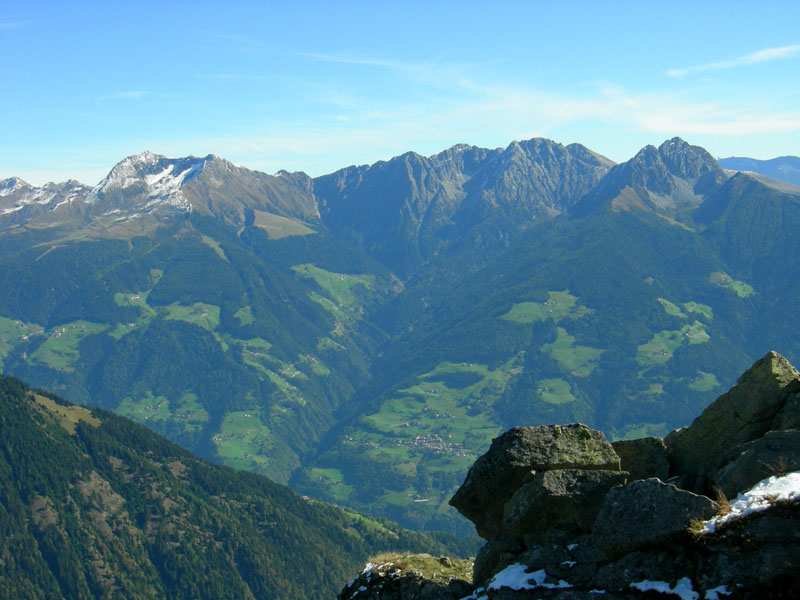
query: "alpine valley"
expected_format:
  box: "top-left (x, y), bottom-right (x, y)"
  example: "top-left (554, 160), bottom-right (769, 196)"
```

top-left (2, 137), bottom-right (799, 539)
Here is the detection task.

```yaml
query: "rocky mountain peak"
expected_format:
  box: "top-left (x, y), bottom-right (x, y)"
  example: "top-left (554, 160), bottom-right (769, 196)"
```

top-left (88, 152), bottom-right (214, 221)
top-left (658, 136), bottom-right (720, 180)
top-left (631, 143), bottom-right (661, 164)
top-left (95, 151), bottom-right (206, 194)
top-left (572, 138), bottom-right (728, 219)
top-left (448, 143), bottom-right (475, 153)
top-left (0, 176), bottom-right (91, 221)
top-left (565, 143), bottom-right (617, 169)
top-left (0, 176), bottom-right (31, 195)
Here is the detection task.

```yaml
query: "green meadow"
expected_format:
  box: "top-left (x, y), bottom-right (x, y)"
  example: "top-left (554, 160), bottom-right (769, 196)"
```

top-left (0, 316), bottom-right (44, 368)
top-left (117, 393), bottom-right (172, 425)
top-left (164, 302), bottom-right (220, 330)
top-left (253, 210), bottom-right (316, 239)
top-left (637, 321), bottom-right (710, 366)
top-left (499, 290), bottom-right (592, 324)
top-left (658, 298), bottom-right (686, 318)
top-left (213, 410), bottom-right (273, 472)
top-left (688, 371), bottom-right (720, 391)
top-left (234, 306), bottom-right (255, 326)
top-left (309, 467), bottom-right (353, 503)
top-left (536, 377), bottom-right (575, 405)
top-left (542, 327), bottom-right (604, 377)
top-left (616, 422), bottom-right (668, 440)
top-left (110, 291), bottom-right (158, 339)
top-left (709, 272), bottom-right (755, 297)
top-left (683, 301), bottom-right (713, 319)
top-left (29, 321), bottom-right (108, 372)
top-left (292, 263), bottom-right (375, 308)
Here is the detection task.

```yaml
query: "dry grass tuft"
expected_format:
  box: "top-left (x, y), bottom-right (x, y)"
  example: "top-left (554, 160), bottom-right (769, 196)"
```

top-left (712, 487), bottom-right (731, 516)
top-left (686, 518), bottom-right (709, 540)
top-left (762, 457), bottom-right (792, 478)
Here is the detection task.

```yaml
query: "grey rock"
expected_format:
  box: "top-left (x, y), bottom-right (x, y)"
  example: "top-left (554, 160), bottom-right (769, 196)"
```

top-left (472, 536), bottom-right (524, 586)
top-left (338, 563), bottom-right (472, 600)
top-left (591, 551), bottom-right (691, 593)
top-left (774, 391), bottom-right (800, 430)
top-left (611, 437), bottom-right (669, 482)
top-left (696, 543), bottom-right (800, 594)
top-left (502, 469), bottom-right (627, 544)
top-left (450, 424), bottom-right (620, 538)
top-left (713, 429), bottom-right (800, 498)
top-left (592, 478), bottom-right (716, 558)
top-left (665, 351), bottom-right (800, 492)
top-left (517, 536), bottom-right (601, 586)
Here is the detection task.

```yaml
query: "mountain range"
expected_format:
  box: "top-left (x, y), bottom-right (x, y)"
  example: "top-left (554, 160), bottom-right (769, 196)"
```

top-left (1, 137), bottom-right (799, 535)
top-left (718, 155), bottom-right (800, 187)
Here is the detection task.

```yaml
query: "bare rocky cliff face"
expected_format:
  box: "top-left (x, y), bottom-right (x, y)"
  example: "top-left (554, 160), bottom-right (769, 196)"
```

top-left (315, 139), bottom-right (614, 277)
top-left (571, 137), bottom-right (727, 219)
top-left (341, 351), bottom-right (800, 599)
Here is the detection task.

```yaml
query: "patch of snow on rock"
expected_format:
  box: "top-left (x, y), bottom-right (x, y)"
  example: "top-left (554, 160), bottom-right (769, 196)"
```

top-left (701, 471), bottom-right (800, 533)
top-left (630, 577), bottom-right (698, 599)
top-left (487, 563), bottom-right (571, 592)
top-left (704, 585), bottom-right (731, 599)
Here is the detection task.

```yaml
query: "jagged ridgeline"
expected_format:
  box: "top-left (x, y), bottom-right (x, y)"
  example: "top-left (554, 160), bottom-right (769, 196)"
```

top-left (0, 375), bottom-right (470, 599)
top-left (2, 138), bottom-right (800, 535)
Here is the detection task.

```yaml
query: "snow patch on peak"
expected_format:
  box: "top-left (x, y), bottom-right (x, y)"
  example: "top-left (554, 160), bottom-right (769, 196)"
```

top-left (128, 150), bottom-right (161, 165)
top-left (92, 152), bottom-right (208, 215)
top-left (0, 177), bottom-right (31, 196)
top-left (143, 160), bottom-right (204, 200)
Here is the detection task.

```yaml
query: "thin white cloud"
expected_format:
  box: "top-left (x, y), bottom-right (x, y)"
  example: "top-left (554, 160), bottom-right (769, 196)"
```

top-left (668, 44), bottom-right (800, 77)
top-left (122, 81), bottom-right (800, 176)
top-left (297, 51), bottom-right (497, 90)
top-left (0, 21), bottom-right (27, 29)
top-left (10, 52), bottom-right (799, 183)
top-left (297, 52), bottom-right (407, 69)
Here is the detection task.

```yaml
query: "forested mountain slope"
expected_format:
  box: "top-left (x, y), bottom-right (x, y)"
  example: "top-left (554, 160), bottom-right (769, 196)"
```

top-left (0, 374), bottom-right (468, 599)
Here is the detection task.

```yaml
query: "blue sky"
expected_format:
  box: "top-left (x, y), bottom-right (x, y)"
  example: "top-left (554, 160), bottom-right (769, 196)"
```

top-left (2, 0), bottom-right (799, 185)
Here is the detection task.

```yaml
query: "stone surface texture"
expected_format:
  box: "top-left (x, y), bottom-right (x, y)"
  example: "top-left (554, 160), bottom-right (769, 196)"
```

top-left (591, 478), bottom-right (717, 558)
top-left (450, 424), bottom-right (620, 538)
top-left (611, 436), bottom-right (670, 482)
